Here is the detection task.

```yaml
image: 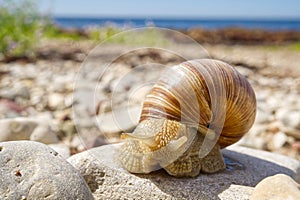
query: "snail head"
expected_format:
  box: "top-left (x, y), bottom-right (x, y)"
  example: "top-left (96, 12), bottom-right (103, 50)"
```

top-left (118, 118), bottom-right (196, 174)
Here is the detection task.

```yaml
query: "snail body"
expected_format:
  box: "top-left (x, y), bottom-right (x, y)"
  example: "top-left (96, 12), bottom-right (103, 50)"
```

top-left (118, 59), bottom-right (256, 177)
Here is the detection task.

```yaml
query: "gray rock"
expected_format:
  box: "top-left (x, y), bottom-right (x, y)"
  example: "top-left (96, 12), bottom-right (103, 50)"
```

top-left (0, 85), bottom-right (30, 100)
top-left (218, 185), bottom-right (254, 200)
top-left (255, 108), bottom-right (272, 124)
top-left (60, 120), bottom-right (77, 136)
top-left (48, 93), bottom-right (65, 110)
top-left (30, 125), bottom-right (59, 144)
top-left (247, 124), bottom-right (268, 137)
top-left (68, 143), bottom-right (300, 200)
top-left (0, 118), bottom-right (38, 141)
top-left (237, 136), bottom-right (267, 150)
top-left (276, 108), bottom-right (300, 130)
top-left (128, 84), bottom-right (152, 104)
top-left (14, 85), bottom-right (31, 100)
top-left (0, 141), bottom-right (93, 200)
top-left (97, 105), bottom-right (141, 137)
top-left (270, 131), bottom-right (288, 150)
top-left (48, 143), bottom-right (71, 159)
top-left (0, 89), bottom-right (16, 100)
top-left (0, 100), bottom-right (24, 118)
top-left (250, 174), bottom-right (300, 200)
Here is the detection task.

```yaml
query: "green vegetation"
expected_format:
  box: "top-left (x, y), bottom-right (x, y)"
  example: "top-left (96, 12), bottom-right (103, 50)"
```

top-left (0, 0), bottom-right (41, 58)
top-left (262, 41), bottom-right (300, 51)
top-left (96, 27), bottom-right (170, 46)
top-left (42, 23), bottom-right (83, 41)
top-left (289, 41), bottom-right (300, 51)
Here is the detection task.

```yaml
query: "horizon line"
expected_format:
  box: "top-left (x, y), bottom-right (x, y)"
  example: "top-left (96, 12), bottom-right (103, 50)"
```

top-left (49, 15), bottom-right (300, 21)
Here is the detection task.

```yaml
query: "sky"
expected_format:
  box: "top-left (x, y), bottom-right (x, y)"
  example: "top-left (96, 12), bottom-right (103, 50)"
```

top-left (39, 0), bottom-right (300, 19)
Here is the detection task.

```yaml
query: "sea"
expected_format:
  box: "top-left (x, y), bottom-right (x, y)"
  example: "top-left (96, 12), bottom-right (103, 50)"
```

top-left (52, 17), bottom-right (300, 31)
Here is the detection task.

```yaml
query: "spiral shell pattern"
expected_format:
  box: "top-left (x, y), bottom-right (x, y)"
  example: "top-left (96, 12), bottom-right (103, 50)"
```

top-left (140, 59), bottom-right (256, 148)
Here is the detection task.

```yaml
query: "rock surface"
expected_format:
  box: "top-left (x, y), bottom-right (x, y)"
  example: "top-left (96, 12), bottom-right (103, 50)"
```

top-left (250, 174), bottom-right (300, 200)
top-left (0, 141), bottom-right (93, 200)
top-left (68, 143), bottom-right (300, 200)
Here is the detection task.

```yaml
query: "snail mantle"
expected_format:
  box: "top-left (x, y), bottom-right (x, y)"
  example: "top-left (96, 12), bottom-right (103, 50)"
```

top-left (68, 144), bottom-right (300, 200)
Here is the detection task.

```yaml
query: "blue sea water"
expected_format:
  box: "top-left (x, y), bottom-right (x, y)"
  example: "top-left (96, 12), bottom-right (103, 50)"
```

top-left (52, 17), bottom-right (300, 31)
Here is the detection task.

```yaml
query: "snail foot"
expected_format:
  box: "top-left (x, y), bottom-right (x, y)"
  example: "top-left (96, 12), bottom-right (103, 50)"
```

top-left (200, 144), bottom-right (226, 173)
top-left (164, 134), bottom-right (225, 177)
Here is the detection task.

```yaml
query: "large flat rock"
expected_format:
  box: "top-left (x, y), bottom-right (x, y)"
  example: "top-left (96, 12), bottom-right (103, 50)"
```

top-left (68, 143), bottom-right (300, 200)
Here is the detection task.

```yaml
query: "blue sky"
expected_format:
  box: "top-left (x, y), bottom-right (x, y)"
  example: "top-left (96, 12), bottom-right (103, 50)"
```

top-left (39, 0), bottom-right (300, 19)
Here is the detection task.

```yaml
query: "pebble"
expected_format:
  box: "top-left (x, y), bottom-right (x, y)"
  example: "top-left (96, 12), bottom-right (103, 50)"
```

top-left (234, 66), bottom-right (254, 77)
top-left (0, 141), bottom-right (93, 199)
top-left (15, 86), bottom-right (31, 99)
top-left (250, 174), bottom-right (300, 200)
top-left (247, 124), bottom-right (268, 137)
top-left (48, 143), bottom-right (71, 158)
top-left (70, 135), bottom-right (87, 152)
top-left (30, 125), bottom-right (59, 144)
top-left (0, 100), bottom-right (25, 118)
top-left (128, 84), bottom-right (152, 104)
top-left (97, 105), bottom-right (142, 137)
top-left (277, 108), bottom-right (300, 130)
top-left (255, 108), bottom-right (273, 124)
top-left (237, 136), bottom-right (267, 150)
top-left (48, 93), bottom-right (65, 110)
top-left (0, 118), bottom-right (38, 141)
top-left (59, 120), bottom-right (77, 137)
top-left (271, 131), bottom-right (288, 150)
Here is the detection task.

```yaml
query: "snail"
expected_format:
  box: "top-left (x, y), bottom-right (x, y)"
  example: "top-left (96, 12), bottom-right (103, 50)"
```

top-left (118, 59), bottom-right (256, 177)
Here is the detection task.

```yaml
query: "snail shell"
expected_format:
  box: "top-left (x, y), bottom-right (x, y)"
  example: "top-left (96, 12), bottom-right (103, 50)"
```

top-left (118, 59), bottom-right (256, 177)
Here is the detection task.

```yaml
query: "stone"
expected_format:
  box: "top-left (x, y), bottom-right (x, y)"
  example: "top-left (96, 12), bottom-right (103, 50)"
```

top-left (237, 136), bottom-right (267, 150)
top-left (67, 144), bottom-right (300, 200)
top-left (0, 88), bottom-right (16, 100)
top-left (14, 86), bottom-right (31, 100)
top-left (234, 66), bottom-right (254, 77)
top-left (48, 143), bottom-right (71, 159)
top-left (0, 118), bottom-right (38, 141)
top-left (85, 135), bottom-right (107, 149)
top-left (276, 108), bottom-right (300, 129)
top-left (128, 84), bottom-right (152, 104)
top-left (270, 131), bottom-right (288, 150)
top-left (70, 135), bottom-right (87, 152)
top-left (219, 185), bottom-right (254, 200)
top-left (97, 105), bottom-right (142, 137)
top-left (48, 93), bottom-right (65, 110)
top-left (30, 125), bottom-right (59, 144)
top-left (60, 120), bottom-right (77, 136)
top-left (0, 141), bottom-right (93, 200)
top-left (250, 174), bottom-right (300, 200)
top-left (255, 108), bottom-right (272, 124)
top-left (247, 124), bottom-right (268, 137)
top-left (0, 100), bottom-right (24, 118)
